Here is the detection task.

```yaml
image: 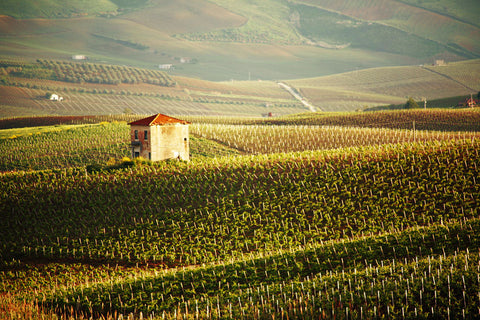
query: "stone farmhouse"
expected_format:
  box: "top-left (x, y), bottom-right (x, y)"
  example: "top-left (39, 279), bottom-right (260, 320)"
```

top-left (128, 114), bottom-right (190, 161)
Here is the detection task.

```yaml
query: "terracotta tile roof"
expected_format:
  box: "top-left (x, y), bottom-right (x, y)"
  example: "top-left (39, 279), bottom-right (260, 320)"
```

top-left (128, 114), bottom-right (190, 126)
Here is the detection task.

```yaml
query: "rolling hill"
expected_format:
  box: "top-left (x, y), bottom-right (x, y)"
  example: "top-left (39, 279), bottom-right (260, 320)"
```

top-left (1, 2), bottom-right (480, 317)
top-left (0, 0), bottom-right (478, 81)
top-left (286, 59), bottom-right (480, 111)
top-left (294, 0), bottom-right (480, 57)
top-left (1, 58), bottom-right (478, 116)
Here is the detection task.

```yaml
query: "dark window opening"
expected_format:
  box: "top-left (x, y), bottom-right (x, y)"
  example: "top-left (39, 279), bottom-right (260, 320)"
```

top-left (134, 151), bottom-right (140, 158)
top-left (134, 130), bottom-right (138, 140)
top-left (148, 152), bottom-right (151, 160)
top-left (144, 130), bottom-right (148, 140)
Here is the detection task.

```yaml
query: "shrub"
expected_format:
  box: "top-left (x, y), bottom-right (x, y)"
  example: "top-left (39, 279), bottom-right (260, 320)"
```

top-left (405, 97), bottom-right (419, 109)
top-left (86, 163), bottom-right (103, 173)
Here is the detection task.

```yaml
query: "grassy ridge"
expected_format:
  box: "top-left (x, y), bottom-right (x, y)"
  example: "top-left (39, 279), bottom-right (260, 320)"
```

top-left (177, 0), bottom-right (302, 45)
top-left (121, 0), bottom-right (246, 35)
top-left (184, 0), bottom-right (479, 59)
top-left (0, 0), bottom-right (149, 19)
top-left (396, 0), bottom-right (480, 28)
top-left (292, 3), bottom-right (444, 58)
top-left (0, 0), bottom-right (118, 18)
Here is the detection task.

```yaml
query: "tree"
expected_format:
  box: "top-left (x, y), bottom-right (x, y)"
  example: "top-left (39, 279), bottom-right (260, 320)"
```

top-left (404, 97), bottom-right (418, 109)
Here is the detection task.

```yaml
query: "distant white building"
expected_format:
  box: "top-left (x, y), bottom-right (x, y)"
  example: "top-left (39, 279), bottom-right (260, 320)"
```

top-left (50, 94), bottom-right (63, 101)
top-left (159, 64), bottom-right (173, 70)
top-left (72, 55), bottom-right (87, 60)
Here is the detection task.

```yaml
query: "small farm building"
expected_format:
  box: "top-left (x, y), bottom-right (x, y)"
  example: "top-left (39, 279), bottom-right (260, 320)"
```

top-left (49, 94), bottom-right (63, 101)
top-left (458, 96), bottom-right (478, 108)
top-left (128, 113), bottom-right (190, 161)
top-left (72, 55), bottom-right (87, 60)
top-left (159, 64), bottom-right (173, 70)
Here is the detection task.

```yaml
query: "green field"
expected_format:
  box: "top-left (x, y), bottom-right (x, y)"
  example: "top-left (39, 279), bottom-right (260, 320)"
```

top-left (0, 0), bottom-right (118, 18)
top-left (2, 110), bottom-right (479, 171)
top-left (0, 123), bottom-right (93, 139)
top-left (0, 59), bottom-right (309, 117)
top-left (291, 3), bottom-right (444, 59)
top-left (0, 111), bottom-right (479, 318)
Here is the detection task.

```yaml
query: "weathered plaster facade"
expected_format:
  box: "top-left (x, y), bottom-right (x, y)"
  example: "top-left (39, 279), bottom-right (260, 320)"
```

top-left (128, 114), bottom-right (190, 161)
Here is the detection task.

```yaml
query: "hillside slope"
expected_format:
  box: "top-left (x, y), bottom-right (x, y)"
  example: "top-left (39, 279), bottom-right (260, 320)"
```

top-left (286, 59), bottom-right (480, 111)
top-left (294, 0), bottom-right (480, 57)
top-left (0, 0), bottom-right (118, 18)
top-left (0, 0), bottom-right (478, 81)
top-left (0, 0), bottom-right (159, 19)
top-left (0, 58), bottom-right (305, 117)
top-left (0, 58), bottom-right (478, 116)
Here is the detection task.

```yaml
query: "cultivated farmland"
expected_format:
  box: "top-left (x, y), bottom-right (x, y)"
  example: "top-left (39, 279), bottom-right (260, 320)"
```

top-left (286, 59), bottom-right (480, 111)
top-left (1, 110), bottom-right (479, 319)
top-left (1, 58), bottom-right (479, 116)
top-left (0, 58), bottom-right (312, 117)
top-left (1, 0), bottom-right (480, 317)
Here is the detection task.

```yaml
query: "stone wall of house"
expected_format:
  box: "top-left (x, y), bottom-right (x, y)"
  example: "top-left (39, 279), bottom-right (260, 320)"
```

top-left (131, 124), bottom-right (189, 161)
